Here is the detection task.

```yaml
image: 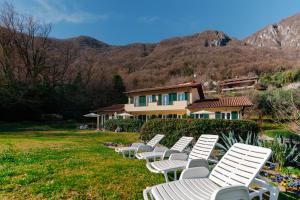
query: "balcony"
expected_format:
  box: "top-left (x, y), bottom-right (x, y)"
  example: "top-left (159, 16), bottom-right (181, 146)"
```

top-left (125, 100), bottom-right (188, 112)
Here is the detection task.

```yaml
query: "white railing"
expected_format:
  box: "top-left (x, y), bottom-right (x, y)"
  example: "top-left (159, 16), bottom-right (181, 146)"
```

top-left (125, 100), bottom-right (188, 112)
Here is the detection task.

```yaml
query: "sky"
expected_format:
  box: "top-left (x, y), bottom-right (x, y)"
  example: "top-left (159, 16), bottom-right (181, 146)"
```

top-left (2, 0), bottom-right (300, 45)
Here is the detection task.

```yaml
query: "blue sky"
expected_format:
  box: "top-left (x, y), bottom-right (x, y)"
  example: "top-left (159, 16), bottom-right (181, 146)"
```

top-left (3, 0), bottom-right (300, 45)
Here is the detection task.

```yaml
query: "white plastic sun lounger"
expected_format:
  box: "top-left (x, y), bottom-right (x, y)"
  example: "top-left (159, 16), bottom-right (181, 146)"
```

top-left (136, 136), bottom-right (194, 162)
top-left (146, 134), bottom-right (219, 182)
top-left (144, 143), bottom-right (278, 200)
top-left (115, 134), bottom-right (165, 158)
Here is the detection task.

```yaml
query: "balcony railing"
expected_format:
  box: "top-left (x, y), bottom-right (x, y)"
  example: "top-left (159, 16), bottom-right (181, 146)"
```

top-left (125, 100), bottom-right (188, 112)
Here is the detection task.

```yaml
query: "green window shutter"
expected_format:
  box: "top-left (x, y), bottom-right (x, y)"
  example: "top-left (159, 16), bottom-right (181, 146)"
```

top-left (184, 92), bottom-right (189, 101)
top-left (158, 94), bottom-right (162, 105)
top-left (168, 93), bottom-right (177, 105)
top-left (204, 113), bottom-right (209, 119)
top-left (231, 111), bottom-right (238, 120)
top-left (139, 96), bottom-right (146, 106)
top-left (215, 112), bottom-right (221, 119)
top-left (152, 95), bottom-right (156, 102)
top-left (168, 93), bottom-right (173, 105)
top-left (172, 93), bottom-right (177, 101)
top-left (190, 113), bottom-right (195, 118)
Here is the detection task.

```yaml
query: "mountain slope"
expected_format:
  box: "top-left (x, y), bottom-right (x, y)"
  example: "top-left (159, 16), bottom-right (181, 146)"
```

top-left (245, 13), bottom-right (300, 49)
top-left (55, 14), bottom-right (300, 91)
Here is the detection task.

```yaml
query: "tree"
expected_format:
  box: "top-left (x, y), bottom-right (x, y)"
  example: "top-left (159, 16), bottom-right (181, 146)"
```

top-left (111, 74), bottom-right (127, 104)
top-left (262, 89), bottom-right (300, 136)
top-left (0, 2), bottom-right (51, 86)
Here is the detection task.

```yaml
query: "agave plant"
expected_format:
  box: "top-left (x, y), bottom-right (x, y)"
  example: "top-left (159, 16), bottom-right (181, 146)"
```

top-left (262, 136), bottom-right (300, 170)
top-left (216, 131), bottom-right (261, 155)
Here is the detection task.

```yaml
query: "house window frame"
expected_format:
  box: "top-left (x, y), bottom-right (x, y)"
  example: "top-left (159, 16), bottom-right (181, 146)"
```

top-left (146, 95), bottom-right (153, 105)
top-left (134, 96), bottom-right (139, 107)
top-left (177, 92), bottom-right (185, 101)
top-left (221, 112), bottom-right (231, 120)
top-left (162, 94), bottom-right (169, 105)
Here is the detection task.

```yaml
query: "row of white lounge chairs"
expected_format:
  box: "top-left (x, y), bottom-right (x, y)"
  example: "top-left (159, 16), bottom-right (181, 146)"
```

top-left (115, 134), bottom-right (279, 200)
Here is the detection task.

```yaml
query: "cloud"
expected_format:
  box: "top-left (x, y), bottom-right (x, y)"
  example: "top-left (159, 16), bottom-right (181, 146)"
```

top-left (19, 0), bottom-right (109, 24)
top-left (138, 16), bottom-right (160, 24)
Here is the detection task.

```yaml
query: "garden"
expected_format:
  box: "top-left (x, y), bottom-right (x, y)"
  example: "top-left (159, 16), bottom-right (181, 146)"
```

top-left (0, 120), bottom-right (299, 199)
top-left (105, 118), bottom-right (300, 199)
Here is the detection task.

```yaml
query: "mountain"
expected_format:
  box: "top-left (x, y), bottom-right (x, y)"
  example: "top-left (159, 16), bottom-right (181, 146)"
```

top-left (54, 14), bottom-right (300, 91)
top-left (245, 13), bottom-right (300, 49)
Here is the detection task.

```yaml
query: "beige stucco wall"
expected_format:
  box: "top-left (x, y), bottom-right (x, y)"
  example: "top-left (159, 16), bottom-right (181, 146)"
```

top-left (190, 88), bottom-right (200, 103)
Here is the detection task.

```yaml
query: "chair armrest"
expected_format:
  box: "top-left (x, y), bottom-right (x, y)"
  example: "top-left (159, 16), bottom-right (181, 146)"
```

top-left (162, 149), bottom-right (180, 158)
top-left (253, 178), bottom-right (279, 200)
top-left (169, 153), bottom-right (188, 160)
top-left (187, 159), bottom-right (209, 169)
top-left (210, 185), bottom-right (250, 200)
top-left (137, 145), bottom-right (153, 152)
top-left (131, 142), bottom-right (144, 147)
top-left (179, 167), bottom-right (209, 180)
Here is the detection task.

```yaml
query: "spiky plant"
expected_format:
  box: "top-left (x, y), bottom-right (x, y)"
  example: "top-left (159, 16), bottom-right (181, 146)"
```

top-left (216, 131), bottom-right (261, 155)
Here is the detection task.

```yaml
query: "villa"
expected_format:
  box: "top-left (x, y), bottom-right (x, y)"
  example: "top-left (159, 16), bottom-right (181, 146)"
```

top-left (95, 82), bottom-right (253, 126)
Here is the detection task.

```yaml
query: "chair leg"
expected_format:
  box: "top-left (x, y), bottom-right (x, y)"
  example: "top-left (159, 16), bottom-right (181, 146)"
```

top-left (143, 187), bottom-right (153, 200)
top-left (174, 170), bottom-right (177, 180)
top-left (163, 171), bottom-right (169, 182)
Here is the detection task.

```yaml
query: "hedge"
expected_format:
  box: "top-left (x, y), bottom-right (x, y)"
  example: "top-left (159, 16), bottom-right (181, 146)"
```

top-left (140, 119), bottom-right (259, 147)
top-left (105, 119), bottom-right (143, 132)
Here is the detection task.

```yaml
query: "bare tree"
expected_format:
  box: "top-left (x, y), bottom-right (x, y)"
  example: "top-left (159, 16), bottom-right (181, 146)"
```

top-left (0, 2), bottom-right (51, 85)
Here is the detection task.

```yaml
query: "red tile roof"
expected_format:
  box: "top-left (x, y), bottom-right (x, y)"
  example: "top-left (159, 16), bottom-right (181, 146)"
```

top-left (125, 82), bottom-right (202, 94)
top-left (93, 104), bottom-right (125, 113)
top-left (187, 96), bottom-right (253, 109)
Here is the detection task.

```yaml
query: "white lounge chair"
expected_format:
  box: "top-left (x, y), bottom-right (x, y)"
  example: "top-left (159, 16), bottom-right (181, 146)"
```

top-left (146, 134), bottom-right (219, 182)
top-left (144, 143), bottom-right (278, 200)
top-left (115, 134), bottom-right (165, 158)
top-left (136, 136), bottom-right (194, 162)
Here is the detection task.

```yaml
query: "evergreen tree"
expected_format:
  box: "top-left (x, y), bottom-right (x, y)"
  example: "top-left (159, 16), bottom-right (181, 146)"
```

top-left (111, 75), bottom-right (127, 104)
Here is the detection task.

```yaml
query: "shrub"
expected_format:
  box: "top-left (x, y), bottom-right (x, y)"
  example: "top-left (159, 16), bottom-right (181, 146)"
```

top-left (140, 119), bottom-right (259, 147)
top-left (104, 119), bottom-right (143, 132)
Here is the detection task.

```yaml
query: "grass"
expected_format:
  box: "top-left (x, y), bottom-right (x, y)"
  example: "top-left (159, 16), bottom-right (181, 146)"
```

top-left (0, 128), bottom-right (164, 199)
top-left (0, 121), bottom-right (77, 132)
top-left (260, 122), bottom-right (300, 139)
top-left (264, 129), bottom-right (300, 139)
top-left (0, 123), bottom-right (298, 199)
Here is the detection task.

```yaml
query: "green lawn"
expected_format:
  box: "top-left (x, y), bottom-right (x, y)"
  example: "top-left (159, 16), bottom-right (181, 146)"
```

top-left (0, 124), bottom-right (298, 200)
top-left (0, 129), bottom-right (164, 199)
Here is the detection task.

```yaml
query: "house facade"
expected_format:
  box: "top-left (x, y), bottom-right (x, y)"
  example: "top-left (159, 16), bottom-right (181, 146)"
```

top-left (94, 82), bottom-right (253, 126)
top-left (124, 82), bottom-right (205, 120)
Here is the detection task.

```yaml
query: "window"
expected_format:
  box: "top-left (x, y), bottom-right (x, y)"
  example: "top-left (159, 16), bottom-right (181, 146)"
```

top-left (162, 94), bottom-right (169, 105)
top-left (147, 95), bottom-right (152, 105)
top-left (221, 112), bottom-right (231, 120)
top-left (134, 96), bottom-right (139, 107)
top-left (193, 113), bottom-right (209, 119)
top-left (134, 96), bottom-right (147, 107)
top-left (152, 95), bottom-right (156, 102)
top-left (177, 92), bottom-right (185, 101)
